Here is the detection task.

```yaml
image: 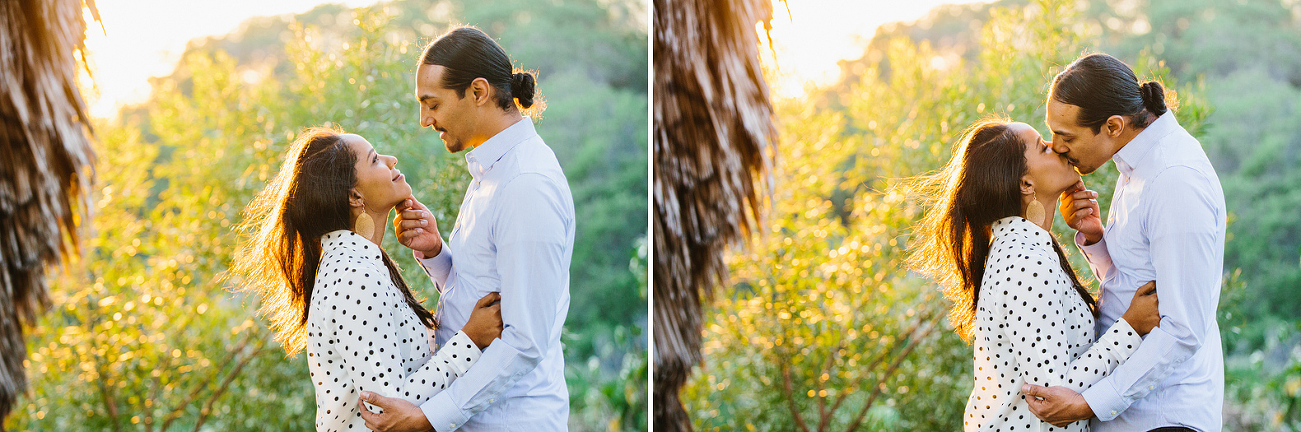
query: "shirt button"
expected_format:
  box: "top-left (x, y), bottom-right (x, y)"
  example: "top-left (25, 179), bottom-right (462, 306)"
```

top-left (489, 398), bottom-right (495, 403)
top-left (1111, 410), bottom-right (1117, 416)
top-left (1149, 385), bottom-right (1155, 390)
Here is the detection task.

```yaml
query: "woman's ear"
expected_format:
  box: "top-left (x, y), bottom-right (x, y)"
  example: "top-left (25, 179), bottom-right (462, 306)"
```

top-left (348, 188), bottom-right (365, 208)
top-left (1020, 175), bottom-right (1035, 196)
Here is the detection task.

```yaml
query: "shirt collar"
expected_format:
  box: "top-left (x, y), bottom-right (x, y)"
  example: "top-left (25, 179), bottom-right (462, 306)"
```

top-left (464, 117), bottom-right (536, 179)
top-left (320, 229), bottom-right (383, 262)
top-left (992, 216), bottom-right (1054, 251)
top-left (1113, 112), bottom-right (1178, 176)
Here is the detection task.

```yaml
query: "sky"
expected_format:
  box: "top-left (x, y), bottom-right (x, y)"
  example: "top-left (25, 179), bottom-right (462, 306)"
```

top-left (78, 0), bottom-right (988, 119)
top-left (761, 0), bottom-right (992, 98)
top-left (79, 0), bottom-right (385, 120)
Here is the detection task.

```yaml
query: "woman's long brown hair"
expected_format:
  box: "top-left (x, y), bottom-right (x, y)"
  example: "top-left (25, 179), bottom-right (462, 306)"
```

top-left (907, 120), bottom-right (1097, 341)
top-left (231, 127), bottom-right (434, 355)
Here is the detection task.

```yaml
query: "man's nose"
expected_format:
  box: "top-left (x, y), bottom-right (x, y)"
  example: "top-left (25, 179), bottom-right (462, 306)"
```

top-left (420, 110), bottom-right (434, 128)
top-left (1049, 141), bottom-right (1068, 154)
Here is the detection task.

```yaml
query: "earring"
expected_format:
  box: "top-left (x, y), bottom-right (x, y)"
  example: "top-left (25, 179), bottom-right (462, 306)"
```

top-left (354, 210), bottom-right (375, 239)
top-left (1025, 199), bottom-right (1046, 226)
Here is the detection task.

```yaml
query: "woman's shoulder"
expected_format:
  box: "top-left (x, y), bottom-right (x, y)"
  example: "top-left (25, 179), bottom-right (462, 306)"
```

top-left (988, 217), bottom-right (1057, 259)
top-left (981, 218), bottom-right (1064, 301)
top-left (313, 235), bottom-right (389, 303)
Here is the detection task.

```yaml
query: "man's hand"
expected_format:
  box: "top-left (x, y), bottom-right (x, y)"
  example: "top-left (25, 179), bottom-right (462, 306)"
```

top-left (359, 391), bottom-right (432, 432)
top-left (395, 197), bottom-right (443, 257)
top-left (1059, 180), bottom-right (1104, 244)
top-left (1022, 384), bottom-right (1094, 427)
top-left (462, 292), bottom-right (503, 350)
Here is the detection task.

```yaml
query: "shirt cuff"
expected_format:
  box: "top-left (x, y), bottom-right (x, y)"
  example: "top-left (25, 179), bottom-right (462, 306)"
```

top-left (422, 390), bottom-right (470, 432)
top-left (444, 331), bottom-right (482, 374)
top-left (1100, 318), bottom-right (1143, 358)
top-left (1076, 232), bottom-right (1113, 264)
top-left (1081, 375), bottom-right (1129, 422)
top-left (414, 243), bottom-right (453, 287)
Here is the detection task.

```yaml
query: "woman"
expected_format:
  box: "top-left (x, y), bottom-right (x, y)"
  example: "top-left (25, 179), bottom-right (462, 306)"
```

top-left (231, 127), bottom-right (503, 431)
top-left (908, 120), bottom-right (1161, 431)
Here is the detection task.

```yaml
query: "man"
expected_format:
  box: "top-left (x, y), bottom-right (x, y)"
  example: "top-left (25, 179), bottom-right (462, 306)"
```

top-left (357, 26), bottom-right (575, 431)
top-left (1023, 53), bottom-right (1226, 432)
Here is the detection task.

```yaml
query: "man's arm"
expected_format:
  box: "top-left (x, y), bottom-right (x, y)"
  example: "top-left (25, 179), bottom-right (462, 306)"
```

top-left (419, 174), bottom-right (571, 431)
top-left (397, 197), bottom-right (454, 288)
top-left (1061, 181), bottom-right (1117, 284)
top-left (1068, 167), bottom-right (1221, 423)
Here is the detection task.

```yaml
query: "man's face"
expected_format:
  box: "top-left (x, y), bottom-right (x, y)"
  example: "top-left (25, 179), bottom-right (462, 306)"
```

top-left (1044, 98), bottom-right (1116, 175)
top-left (416, 64), bottom-right (478, 153)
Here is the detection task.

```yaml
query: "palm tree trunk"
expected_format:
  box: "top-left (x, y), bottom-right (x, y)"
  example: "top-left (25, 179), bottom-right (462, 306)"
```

top-left (0, 0), bottom-right (97, 424)
top-left (652, 0), bottom-right (777, 429)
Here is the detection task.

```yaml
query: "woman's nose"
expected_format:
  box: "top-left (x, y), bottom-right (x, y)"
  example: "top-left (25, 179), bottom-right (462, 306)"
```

top-left (385, 155), bottom-right (398, 168)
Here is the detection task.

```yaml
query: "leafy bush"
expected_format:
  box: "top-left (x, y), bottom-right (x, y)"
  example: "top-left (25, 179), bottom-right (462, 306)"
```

top-left (11, 1), bottom-right (647, 430)
top-left (683, 1), bottom-right (1209, 429)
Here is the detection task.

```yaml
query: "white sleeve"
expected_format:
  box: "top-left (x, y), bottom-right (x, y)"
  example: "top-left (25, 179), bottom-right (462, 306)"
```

top-left (990, 249), bottom-right (1141, 393)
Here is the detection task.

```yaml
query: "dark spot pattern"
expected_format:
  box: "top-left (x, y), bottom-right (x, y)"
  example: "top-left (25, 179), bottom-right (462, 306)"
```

top-left (963, 217), bottom-right (1144, 431)
top-left (306, 230), bottom-right (483, 431)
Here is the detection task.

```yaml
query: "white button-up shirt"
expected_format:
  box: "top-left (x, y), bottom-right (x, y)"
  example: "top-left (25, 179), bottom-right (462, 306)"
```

top-left (416, 118), bottom-right (574, 431)
top-left (1075, 113), bottom-right (1226, 431)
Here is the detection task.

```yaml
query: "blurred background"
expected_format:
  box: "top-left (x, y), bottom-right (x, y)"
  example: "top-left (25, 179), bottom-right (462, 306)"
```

top-left (681, 0), bottom-right (1301, 430)
top-left (11, 0), bottom-right (648, 430)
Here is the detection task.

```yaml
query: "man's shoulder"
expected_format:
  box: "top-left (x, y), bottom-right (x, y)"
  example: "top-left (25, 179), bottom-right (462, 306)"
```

top-left (495, 139), bottom-right (570, 193)
top-left (1147, 126), bottom-right (1217, 179)
top-left (506, 137), bottom-right (565, 175)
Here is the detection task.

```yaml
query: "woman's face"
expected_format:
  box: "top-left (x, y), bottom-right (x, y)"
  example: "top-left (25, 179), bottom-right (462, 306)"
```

top-left (1010, 122), bottom-right (1080, 196)
top-left (345, 134), bottom-right (411, 211)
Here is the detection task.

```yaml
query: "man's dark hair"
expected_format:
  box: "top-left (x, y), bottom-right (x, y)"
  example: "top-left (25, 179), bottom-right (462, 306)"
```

top-left (419, 26), bottom-right (536, 111)
top-left (1050, 53), bottom-right (1170, 133)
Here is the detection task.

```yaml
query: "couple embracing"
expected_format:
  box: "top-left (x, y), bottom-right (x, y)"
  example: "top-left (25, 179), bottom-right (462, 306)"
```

top-left (912, 53), bottom-right (1225, 431)
top-left (232, 27), bottom-right (573, 432)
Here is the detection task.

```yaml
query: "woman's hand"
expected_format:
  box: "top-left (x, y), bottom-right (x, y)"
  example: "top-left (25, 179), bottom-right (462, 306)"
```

top-left (394, 197), bottom-right (443, 257)
top-left (461, 292), bottom-right (503, 350)
top-left (1120, 281), bottom-right (1159, 336)
top-left (1059, 180), bottom-right (1104, 244)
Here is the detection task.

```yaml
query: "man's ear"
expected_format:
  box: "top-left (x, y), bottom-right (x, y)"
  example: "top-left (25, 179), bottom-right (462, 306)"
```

top-left (470, 77), bottom-right (492, 107)
top-left (1105, 114), bottom-right (1126, 137)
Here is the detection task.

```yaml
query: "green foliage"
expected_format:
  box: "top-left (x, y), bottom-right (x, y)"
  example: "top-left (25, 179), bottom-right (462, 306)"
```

top-left (683, 0), bottom-right (1216, 430)
top-left (11, 0), bottom-right (647, 430)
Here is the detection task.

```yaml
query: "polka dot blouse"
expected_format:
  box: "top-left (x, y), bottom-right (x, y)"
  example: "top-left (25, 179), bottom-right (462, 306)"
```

top-left (964, 217), bottom-right (1143, 432)
top-left (307, 230), bottom-right (482, 432)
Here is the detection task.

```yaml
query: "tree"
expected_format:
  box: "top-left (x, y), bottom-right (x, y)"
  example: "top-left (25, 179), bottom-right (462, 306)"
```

top-left (652, 0), bottom-right (778, 428)
top-left (0, 0), bottom-right (97, 424)
top-left (12, 1), bottom-right (650, 429)
top-left (683, 0), bottom-right (1209, 429)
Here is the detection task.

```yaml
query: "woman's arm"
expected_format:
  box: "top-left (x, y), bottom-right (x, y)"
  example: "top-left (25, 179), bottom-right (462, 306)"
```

top-left (325, 261), bottom-right (476, 411)
top-left (994, 250), bottom-right (1142, 394)
top-left (397, 292), bottom-right (501, 405)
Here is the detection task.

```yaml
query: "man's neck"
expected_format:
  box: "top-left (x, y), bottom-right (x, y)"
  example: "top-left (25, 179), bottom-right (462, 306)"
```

top-left (1109, 113), bottom-right (1156, 156)
top-left (468, 110), bottom-right (527, 150)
